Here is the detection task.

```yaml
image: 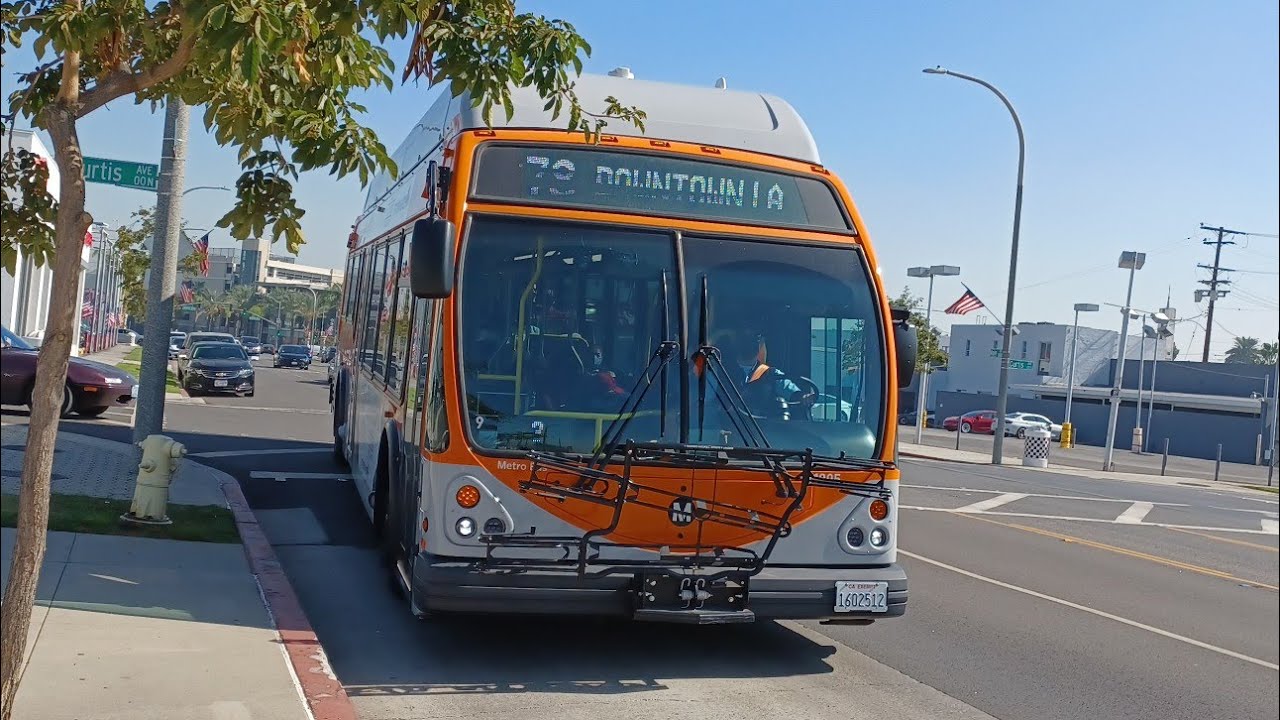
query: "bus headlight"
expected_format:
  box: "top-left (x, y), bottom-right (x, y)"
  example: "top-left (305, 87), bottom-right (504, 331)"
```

top-left (455, 517), bottom-right (476, 538)
top-left (846, 526), bottom-right (865, 547)
top-left (869, 526), bottom-right (889, 548)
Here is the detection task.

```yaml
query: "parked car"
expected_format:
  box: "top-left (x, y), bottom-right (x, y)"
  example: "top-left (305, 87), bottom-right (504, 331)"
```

top-left (262, 344), bottom-right (275, 355)
top-left (176, 342), bottom-right (255, 397)
top-left (168, 332), bottom-right (187, 359)
top-left (810, 393), bottom-right (853, 422)
top-left (274, 344), bottom-right (312, 369)
top-left (1004, 412), bottom-right (1063, 440)
top-left (899, 410), bottom-right (936, 427)
top-left (953, 410), bottom-right (998, 434)
top-left (116, 328), bottom-right (141, 345)
top-left (181, 332), bottom-right (237, 353)
top-left (2, 325), bottom-right (138, 417)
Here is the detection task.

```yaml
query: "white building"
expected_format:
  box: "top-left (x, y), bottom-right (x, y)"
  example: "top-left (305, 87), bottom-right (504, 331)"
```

top-left (1, 129), bottom-right (95, 355)
top-left (921, 321), bottom-right (1173, 407)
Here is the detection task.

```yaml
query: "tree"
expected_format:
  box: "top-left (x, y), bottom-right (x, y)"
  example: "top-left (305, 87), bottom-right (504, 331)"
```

top-left (888, 286), bottom-right (949, 370)
top-left (1260, 341), bottom-right (1278, 367)
top-left (113, 208), bottom-right (156, 323)
top-left (1224, 336), bottom-right (1261, 364)
top-left (0, 4), bottom-right (642, 715)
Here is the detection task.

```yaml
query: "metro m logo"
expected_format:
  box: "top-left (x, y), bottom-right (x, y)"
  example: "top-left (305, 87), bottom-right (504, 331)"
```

top-left (668, 497), bottom-right (695, 527)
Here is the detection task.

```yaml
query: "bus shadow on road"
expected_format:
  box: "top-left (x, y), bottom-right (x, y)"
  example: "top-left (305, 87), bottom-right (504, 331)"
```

top-left (341, 617), bottom-right (839, 697)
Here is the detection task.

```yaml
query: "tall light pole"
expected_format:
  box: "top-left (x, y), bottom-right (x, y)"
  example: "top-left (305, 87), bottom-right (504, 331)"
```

top-left (924, 66), bottom-right (1025, 464)
top-left (1143, 310), bottom-right (1172, 451)
top-left (1064, 302), bottom-right (1099, 443)
top-left (306, 285), bottom-right (319, 347)
top-left (907, 264), bottom-right (961, 443)
top-left (1132, 320), bottom-right (1156, 452)
top-left (1103, 251), bottom-right (1146, 471)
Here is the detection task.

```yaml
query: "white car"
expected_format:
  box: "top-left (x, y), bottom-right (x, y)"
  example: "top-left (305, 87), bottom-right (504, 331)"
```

top-left (812, 393), bottom-right (854, 422)
top-left (1004, 412), bottom-right (1062, 440)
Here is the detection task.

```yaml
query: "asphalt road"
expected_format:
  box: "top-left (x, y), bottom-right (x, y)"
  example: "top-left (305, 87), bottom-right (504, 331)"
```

top-left (11, 362), bottom-right (1278, 720)
top-left (910, 425), bottom-right (1275, 485)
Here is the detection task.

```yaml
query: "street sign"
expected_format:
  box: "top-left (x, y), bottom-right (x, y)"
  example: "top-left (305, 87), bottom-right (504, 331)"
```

top-left (83, 156), bottom-right (159, 191)
top-left (990, 349), bottom-right (1002, 358)
top-left (1008, 359), bottom-right (1034, 370)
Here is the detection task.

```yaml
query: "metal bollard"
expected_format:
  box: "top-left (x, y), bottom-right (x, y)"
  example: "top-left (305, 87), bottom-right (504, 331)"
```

top-left (955, 425), bottom-right (961, 450)
top-left (122, 434), bottom-right (187, 525)
top-left (1060, 422), bottom-right (1073, 449)
top-left (1160, 438), bottom-right (1169, 476)
top-left (1214, 443), bottom-right (1222, 482)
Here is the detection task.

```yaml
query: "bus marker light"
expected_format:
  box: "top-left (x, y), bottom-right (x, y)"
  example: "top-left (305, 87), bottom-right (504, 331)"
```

top-left (421, 517), bottom-right (429, 532)
top-left (456, 485), bottom-right (481, 508)
top-left (869, 499), bottom-right (889, 521)
top-left (456, 517), bottom-right (476, 537)
top-left (869, 527), bottom-right (889, 548)
top-left (847, 527), bottom-right (865, 547)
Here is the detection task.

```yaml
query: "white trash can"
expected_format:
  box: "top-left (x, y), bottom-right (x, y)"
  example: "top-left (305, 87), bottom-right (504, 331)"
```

top-left (1022, 427), bottom-right (1051, 468)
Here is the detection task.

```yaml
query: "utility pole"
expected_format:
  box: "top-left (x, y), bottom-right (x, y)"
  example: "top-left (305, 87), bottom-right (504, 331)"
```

top-left (1197, 224), bottom-right (1239, 362)
top-left (134, 99), bottom-right (189, 444)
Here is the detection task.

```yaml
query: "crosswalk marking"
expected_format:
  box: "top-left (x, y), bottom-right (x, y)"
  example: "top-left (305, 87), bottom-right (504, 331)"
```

top-left (954, 493), bottom-right (1027, 513)
top-left (1115, 502), bottom-right (1154, 524)
top-left (1263, 519), bottom-right (1278, 535)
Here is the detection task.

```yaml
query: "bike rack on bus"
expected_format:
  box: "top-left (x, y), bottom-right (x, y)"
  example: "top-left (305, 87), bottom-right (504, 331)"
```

top-left (478, 440), bottom-right (893, 582)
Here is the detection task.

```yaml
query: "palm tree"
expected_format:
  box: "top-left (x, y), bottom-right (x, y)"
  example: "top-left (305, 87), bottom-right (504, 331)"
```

top-left (1224, 337), bottom-right (1261, 364)
top-left (1260, 341), bottom-right (1279, 366)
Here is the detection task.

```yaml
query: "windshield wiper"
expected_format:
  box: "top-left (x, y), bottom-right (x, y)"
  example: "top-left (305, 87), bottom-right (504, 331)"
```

top-left (591, 271), bottom-right (678, 470)
top-left (692, 275), bottom-right (770, 448)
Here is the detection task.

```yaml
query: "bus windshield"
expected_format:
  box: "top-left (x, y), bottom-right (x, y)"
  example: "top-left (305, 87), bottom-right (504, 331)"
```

top-left (458, 216), bottom-right (884, 458)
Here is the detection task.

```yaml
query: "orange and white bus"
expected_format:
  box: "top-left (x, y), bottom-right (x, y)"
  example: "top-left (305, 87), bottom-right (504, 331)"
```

top-left (331, 70), bottom-right (918, 623)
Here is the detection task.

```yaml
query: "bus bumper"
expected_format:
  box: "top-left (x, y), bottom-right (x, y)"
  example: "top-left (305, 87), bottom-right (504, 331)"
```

top-left (413, 558), bottom-right (907, 621)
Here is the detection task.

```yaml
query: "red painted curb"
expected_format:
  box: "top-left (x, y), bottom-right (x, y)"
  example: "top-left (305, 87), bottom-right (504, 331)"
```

top-left (219, 475), bottom-right (359, 720)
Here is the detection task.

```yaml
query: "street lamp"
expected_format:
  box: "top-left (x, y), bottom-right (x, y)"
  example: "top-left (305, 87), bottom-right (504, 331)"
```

top-left (907, 264), bottom-right (961, 443)
top-left (1064, 302), bottom-right (1100, 443)
top-left (1102, 251), bottom-right (1146, 471)
top-left (1141, 310), bottom-right (1172, 451)
top-left (924, 66), bottom-right (1026, 464)
top-left (183, 185), bottom-right (232, 196)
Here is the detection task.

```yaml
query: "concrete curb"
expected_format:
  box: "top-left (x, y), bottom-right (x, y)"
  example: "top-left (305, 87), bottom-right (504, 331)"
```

top-left (218, 472), bottom-right (359, 720)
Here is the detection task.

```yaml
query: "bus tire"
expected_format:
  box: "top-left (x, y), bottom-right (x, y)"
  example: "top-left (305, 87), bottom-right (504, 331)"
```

top-left (331, 376), bottom-right (349, 467)
top-left (373, 437), bottom-right (392, 565)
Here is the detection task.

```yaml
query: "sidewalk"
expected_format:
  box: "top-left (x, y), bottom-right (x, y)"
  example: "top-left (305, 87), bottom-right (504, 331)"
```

top-left (898, 441), bottom-right (1277, 496)
top-left (0, 427), bottom-right (312, 720)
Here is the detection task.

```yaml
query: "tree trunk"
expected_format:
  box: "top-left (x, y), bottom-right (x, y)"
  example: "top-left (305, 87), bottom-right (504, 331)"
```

top-left (0, 105), bottom-right (91, 720)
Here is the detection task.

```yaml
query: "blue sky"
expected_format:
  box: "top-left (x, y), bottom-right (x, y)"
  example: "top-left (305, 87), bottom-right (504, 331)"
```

top-left (4, 0), bottom-right (1277, 359)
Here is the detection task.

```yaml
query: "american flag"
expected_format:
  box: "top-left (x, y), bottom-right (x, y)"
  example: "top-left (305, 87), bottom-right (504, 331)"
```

top-left (944, 285), bottom-right (986, 315)
top-left (179, 280), bottom-right (196, 304)
top-left (83, 228), bottom-right (94, 247)
top-left (191, 232), bottom-right (211, 276)
top-left (81, 301), bottom-right (93, 319)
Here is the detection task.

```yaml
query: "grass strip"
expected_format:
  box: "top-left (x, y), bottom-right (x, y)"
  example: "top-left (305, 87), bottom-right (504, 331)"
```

top-left (1, 492), bottom-right (240, 543)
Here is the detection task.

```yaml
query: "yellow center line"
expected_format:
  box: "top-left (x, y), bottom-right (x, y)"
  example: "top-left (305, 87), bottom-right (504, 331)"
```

top-left (955, 512), bottom-right (1279, 592)
top-left (1165, 526), bottom-right (1280, 553)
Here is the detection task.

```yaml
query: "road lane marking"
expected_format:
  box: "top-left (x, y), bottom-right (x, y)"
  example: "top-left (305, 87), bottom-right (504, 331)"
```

top-left (1166, 527), bottom-right (1280, 553)
top-left (954, 493), bottom-right (1027, 513)
top-left (1263, 519), bottom-right (1279, 535)
top-left (900, 505), bottom-right (1277, 535)
top-left (956, 513), bottom-right (1278, 592)
top-left (249, 471), bottom-right (351, 482)
top-left (191, 448), bottom-right (331, 459)
top-left (902, 484), bottom-right (1190, 506)
top-left (898, 549), bottom-right (1280, 671)
top-left (1115, 502), bottom-right (1154, 524)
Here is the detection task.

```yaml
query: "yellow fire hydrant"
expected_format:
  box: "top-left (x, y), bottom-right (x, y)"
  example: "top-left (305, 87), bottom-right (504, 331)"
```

top-left (121, 434), bottom-right (186, 526)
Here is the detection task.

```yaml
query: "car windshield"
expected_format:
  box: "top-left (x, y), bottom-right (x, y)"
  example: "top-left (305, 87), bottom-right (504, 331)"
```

top-left (192, 344), bottom-right (248, 360)
top-left (280, 345), bottom-right (307, 354)
top-left (458, 216), bottom-right (885, 458)
top-left (242, 337), bottom-right (260, 344)
top-left (2, 325), bottom-right (34, 350)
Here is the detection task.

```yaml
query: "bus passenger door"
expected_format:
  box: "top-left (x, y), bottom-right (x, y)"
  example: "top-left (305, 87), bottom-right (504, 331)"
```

top-left (397, 298), bottom-right (434, 557)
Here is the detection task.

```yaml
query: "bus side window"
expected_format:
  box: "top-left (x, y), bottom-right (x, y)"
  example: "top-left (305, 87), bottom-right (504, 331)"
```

top-left (424, 302), bottom-right (449, 452)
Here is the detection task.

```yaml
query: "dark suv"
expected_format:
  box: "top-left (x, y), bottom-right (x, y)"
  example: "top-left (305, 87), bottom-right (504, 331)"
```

top-left (178, 342), bottom-right (255, 397)
top-left (274, 344), bottom-right (311, 369)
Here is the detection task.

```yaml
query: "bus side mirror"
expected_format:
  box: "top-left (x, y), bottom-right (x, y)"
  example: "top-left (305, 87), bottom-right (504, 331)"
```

top-left (890, 308), bottom-right (918, 386)
top-left (410, 217), bottom-right (456, 299)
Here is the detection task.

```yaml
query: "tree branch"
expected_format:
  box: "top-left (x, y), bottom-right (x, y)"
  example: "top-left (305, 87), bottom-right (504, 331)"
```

top-left (76, 16), bottom-right (196, 118)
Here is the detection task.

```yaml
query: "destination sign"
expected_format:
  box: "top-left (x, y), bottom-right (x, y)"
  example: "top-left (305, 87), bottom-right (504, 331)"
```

top-left (472, 145), bottom-right (850, 231)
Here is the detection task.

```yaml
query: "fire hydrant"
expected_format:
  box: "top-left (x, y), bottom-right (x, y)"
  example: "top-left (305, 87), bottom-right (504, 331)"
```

top-left (121, 434), bottom-right (186, 525)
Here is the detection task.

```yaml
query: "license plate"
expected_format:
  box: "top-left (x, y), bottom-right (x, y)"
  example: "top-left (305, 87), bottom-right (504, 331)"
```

top-left (214, 379), bottom-right (228, 387)
top-left (834, 581), bottom-right (888, 613)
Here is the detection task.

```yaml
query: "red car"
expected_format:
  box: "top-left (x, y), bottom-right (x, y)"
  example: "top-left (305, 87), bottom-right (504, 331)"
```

top-left (943, 410), bottom-right (998, 434)
top-left (1, 325), bottom-right (138, 418)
